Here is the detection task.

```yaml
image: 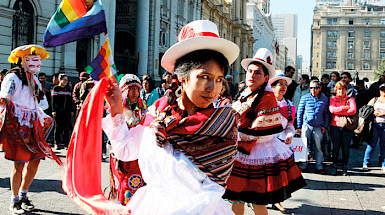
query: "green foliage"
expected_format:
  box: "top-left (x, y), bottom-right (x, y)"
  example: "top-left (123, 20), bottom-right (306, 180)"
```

top-left (376, 58), bottom-right (385, 79)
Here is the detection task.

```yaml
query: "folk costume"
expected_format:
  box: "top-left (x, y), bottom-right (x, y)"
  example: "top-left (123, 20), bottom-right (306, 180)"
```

top-left (0, 45), bottom-right (61, 165)
top-left (62, 20), bottom-right (241, 214)
top-left (108, 74), bottom-right (148, 205)
top-left (224, 49), bottom-right (305, 205)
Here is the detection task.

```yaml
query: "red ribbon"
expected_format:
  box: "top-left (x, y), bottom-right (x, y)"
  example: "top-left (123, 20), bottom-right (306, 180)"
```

top-left (178, 26), bottom-right (219, 42)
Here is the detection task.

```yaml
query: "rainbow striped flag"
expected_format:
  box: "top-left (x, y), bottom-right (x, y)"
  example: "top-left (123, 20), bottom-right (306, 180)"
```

top-left (84, 38), bottom-right (118, 81)
top-left (43, 0), bottom-right (107, 47)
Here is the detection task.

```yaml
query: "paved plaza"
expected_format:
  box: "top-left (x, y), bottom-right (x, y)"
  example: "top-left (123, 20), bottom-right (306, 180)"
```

top-left (0, 143), bottom-right (384, 215)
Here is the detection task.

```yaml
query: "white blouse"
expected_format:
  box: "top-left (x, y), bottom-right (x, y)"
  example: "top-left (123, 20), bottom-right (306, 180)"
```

top-left (0, 73), bottom-right (46, 127)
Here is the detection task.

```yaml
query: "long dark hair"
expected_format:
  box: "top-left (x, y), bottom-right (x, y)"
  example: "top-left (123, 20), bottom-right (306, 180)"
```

top-left (10, 58), bottom-right (28, 86)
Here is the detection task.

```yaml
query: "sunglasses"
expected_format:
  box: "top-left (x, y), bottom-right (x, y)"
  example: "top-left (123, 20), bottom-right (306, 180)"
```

top-left (310, 87), bottom-right (320, 90)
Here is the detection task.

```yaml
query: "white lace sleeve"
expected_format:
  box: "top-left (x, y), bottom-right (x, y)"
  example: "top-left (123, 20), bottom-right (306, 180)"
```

top-left (102, 113), bottom-right (142, 161)
top-left (38, 95), bottom-right (49, 110)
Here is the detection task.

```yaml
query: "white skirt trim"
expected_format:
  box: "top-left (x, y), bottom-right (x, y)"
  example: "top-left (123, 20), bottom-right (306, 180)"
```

top-left (236, 136), bottom-right (293, 166)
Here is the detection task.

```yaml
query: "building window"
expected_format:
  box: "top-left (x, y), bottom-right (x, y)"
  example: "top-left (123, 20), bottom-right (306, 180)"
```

top-left (328, 31), bottom-right (332, 38)
top-left (333, 31), bottom-right (338, 38)
top-left (332, 62), bottom-right (336, 69)
top-left (380, 51), bottom-right (385, 60)
top-left (327, 18), bottom-right (332, 25)
top-left (381, 31), bottom-right (385, 38)
top-left (381, 18), bottom-right (385, 25)
top-left (365, 18), bottom-right (370, 24)
top-left (381, 40), bottom-right (385, 48)
top-left (363, 62), bottom-right (370, 69)
top-left (327, 51), bottom-right (331, 58)
top-left (333, 18), bottom-right (338, 25)
top-left (317, 52), bottom-right (319, 58)
top-left (12, 0), bottom-right (34, 49)
top-left (364, 50), bottom-right (370, 59)
top-left (316, 62), bottom-right (319, 68)
top-left (332, 51), bottom-right (337, 58)
top-left (327, 62), bottom-right (332, 69)
top-left (348, 50), bottom-right (353, 59)
top-left (348, 31), bottom-right (354, 38)
top-left (328, 41), bottom-right (332, 48)
top-left (347, 62), bottom-right (354, 69)
top-left (348, 40), bottom-right (354, 48)
top-left (333, 41), bottom-right (337, 47)
top-left (364, 31), bottom-right (370, 37)
top-left (363, 41), bottom-right (370, 48)
top-left (349, 18), bottom-right (354, 25)
top-left (317, 43), bottom-right (319, 48)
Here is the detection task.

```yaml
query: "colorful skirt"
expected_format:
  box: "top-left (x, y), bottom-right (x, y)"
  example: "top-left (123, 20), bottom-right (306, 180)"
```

top-left (109, 154), bottom-right (145, 205)
top-left (0, 101), bottom-right (59, 164)
top-left (224, 156), bottom-right (306, 205)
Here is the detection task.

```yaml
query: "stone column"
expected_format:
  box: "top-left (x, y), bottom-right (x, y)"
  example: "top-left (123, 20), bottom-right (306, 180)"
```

top-left (136, 0), bottom-right (150, 78)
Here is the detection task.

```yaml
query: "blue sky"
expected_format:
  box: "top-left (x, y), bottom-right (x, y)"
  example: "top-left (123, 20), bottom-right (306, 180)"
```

top-left (270, 0), bottom-right (385, 69)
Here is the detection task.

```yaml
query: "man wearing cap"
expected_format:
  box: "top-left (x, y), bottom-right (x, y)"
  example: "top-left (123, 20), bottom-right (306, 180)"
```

top-left (0, 45), bottom-right (61, 214)
top-left (38, 72), bottom-right (52, 116)
top-left (225, 74), bottom-right (238, 99)
top-left (72, 71), bottom-right (89, 117)
top-left (296, 80), bottom-right (330, 174)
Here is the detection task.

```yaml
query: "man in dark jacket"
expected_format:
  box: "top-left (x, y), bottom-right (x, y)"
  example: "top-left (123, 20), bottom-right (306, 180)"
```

top-left (367, 71), bottom-right (385, 100)
top-left (284, 66), bottom-right (298, 101)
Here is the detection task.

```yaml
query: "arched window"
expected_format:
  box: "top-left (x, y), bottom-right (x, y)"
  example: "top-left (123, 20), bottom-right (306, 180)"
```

top-left (12, 0), bottom-right (34, 49)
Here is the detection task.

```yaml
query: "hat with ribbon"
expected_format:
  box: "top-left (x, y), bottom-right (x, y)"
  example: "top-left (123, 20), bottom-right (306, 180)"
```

top-left (241, 48), bottom-right (276, 77)
top-left (119, 74), bottom-right (141, 89)
top-left (161, 20), bottom-right (240, 73)
top-left (8, 44), bottom-right (49, 64)
top-left (268, 70), bottom-right (292, 85)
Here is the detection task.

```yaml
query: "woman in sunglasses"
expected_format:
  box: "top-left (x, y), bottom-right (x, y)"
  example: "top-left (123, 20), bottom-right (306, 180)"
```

top-left (329, 81), bottom-right (357, 175)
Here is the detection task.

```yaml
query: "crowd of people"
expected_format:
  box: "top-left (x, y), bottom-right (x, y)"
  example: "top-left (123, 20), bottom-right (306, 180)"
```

top-left (0, 19), bottom-right (384, 215)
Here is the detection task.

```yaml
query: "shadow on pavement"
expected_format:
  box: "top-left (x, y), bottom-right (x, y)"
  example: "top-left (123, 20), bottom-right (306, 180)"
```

top-left (304, 178), bottom-right (385, 191)
top-left (0, 178), bottom-right (66, 194)
top-left (29, 209), bottom-right (82, 215)
top-left (287, 204), bottom-right (384, 215)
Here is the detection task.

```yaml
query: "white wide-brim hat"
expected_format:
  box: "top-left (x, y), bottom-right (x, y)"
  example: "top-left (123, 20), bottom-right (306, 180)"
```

top-left (241, 48), bottom-right (276, 77)
top-left (268, 70), bottom-right (292, 85)
top-left (161, 20), bottom-right (240, 73)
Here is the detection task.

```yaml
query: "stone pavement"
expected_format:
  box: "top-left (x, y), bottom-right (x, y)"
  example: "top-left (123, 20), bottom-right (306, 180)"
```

top-left (0, 142), bottom-right (384, 215)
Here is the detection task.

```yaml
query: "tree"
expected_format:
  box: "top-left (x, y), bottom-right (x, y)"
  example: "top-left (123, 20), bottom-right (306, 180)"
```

top-left (376, 58), bottom-right (385, 79)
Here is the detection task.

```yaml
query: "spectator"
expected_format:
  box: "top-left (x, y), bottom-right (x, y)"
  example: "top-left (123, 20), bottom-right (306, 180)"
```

top-left (292, 74), bottom-right (310, 109)
top-left (156, 79), bottom-right (169, 97)
top-left (341, 72), bottom-right (357, 99)
top-left (296, 80), bottom-right (330, 174)
top-left (79, 77), bottom-right (95, 104)
top-left (0, 69), bottom-right (7, 88)
top-left (367, 71), bottom-right (385, 100)
top-left (284, 66), bottom-right (298, 101)
top-left (321, 74), bottom-right (331, 98)
top-left (351, 80), bottom-right (370, 149)
top-left (362, 83), bottom-right (385, 172)
top-left (52, 74), bottom-right (74, 149)
top-left (214, 79), bottom-right (232, 107)
top-left (225, 74), bottom-right (238, 99)
top-left (329, 81), bottom-right (357, 175)
top-left (52, 73), bottom-right (60, 86)
top-left (328, 71), bottom-right (340, 96)
top-left (140, 75), bottom-right (159, 106)
top-left (162, 71), bottom-right (173, 86)
top-left (72, 71), bottom-right (89, 117)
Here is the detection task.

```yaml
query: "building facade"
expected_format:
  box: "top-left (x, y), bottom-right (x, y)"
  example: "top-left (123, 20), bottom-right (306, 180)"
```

top-left (1, 0), bottom-right (254, 83)
top-left (202, 0), bottom-right (254, 82)
top-left (246, 0), bottom-right (275, 55)
top-left (274, 44), bottom-right (288, 70)
top-left (271, 14), bottom-right (298, 67)
top-left (311, 2), bottom-right (385, 80)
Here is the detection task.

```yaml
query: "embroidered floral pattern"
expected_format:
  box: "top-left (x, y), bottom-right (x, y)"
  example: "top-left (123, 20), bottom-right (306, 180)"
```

top-left (128, 174), bottom-right (143, 190)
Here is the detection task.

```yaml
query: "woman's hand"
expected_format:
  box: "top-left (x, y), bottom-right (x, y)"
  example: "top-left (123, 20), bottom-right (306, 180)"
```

top-left (105, 77), bottom-right (123, 116)
top-left (285, 133), bottom-right (293, 144)
top-left (0, 98), bottom-right (9, 108)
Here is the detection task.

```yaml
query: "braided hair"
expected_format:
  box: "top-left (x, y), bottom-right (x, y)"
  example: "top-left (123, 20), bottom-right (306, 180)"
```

top-left (242, 62), bottom-right (270, 120)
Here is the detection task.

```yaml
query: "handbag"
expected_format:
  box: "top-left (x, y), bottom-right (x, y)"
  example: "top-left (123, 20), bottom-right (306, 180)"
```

top-left (340, 97), bottom-right (358, 130)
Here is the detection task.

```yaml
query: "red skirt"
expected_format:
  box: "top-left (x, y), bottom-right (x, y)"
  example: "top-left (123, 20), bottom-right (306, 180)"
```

top-left (0, 101), bottom-right (57, 163)
top-left (224, 156), bottom-right (306, 205)
top-left (109, 154), bottom-right (145, 205)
